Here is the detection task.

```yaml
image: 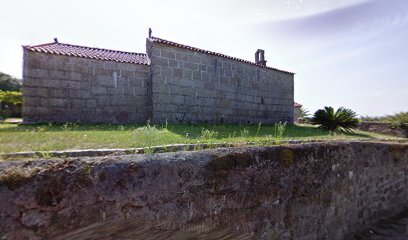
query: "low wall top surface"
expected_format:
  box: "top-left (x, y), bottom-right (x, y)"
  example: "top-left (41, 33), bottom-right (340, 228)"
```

top-left (1, 141), bottom-right (407, 239)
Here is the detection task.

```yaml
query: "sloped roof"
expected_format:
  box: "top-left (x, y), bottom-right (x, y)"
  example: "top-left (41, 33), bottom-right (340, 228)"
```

top-left (23, 41), bottom-right (150, 65)
top-left (294, 102), bottom-right (303, 107)
top-left (150, 37), bottom-right (294, 75)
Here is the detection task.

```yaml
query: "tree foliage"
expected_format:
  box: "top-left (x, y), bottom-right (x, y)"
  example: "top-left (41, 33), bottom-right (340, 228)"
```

top-left (0, 72), bottom-right (22, 92)
top-left (0, 91), bottom-right (22, 105)
top-left (386, 112), bottom-right (408, 129)
top-left (311, 106), bottom-right (359, 133)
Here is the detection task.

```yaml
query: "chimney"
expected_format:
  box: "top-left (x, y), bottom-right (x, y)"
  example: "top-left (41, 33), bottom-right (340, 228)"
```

top-left (255, 49), bottom-right (267, 66)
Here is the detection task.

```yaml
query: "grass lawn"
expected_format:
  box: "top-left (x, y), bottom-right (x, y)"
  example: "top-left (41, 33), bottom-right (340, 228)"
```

top-left (0, 121), bottom-right (400, 155)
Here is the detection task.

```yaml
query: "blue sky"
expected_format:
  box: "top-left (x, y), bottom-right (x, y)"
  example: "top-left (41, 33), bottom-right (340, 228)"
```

top-left (0, 0), bottom-right (407, 116)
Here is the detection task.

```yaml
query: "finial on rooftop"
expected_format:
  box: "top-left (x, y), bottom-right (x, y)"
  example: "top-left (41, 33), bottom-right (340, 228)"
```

top-left (148, 28), bottom-right (152, 38)
top-left (54, 38), bottom-right (59, 43)
top-left (255, 49), bottom-right (267, 66)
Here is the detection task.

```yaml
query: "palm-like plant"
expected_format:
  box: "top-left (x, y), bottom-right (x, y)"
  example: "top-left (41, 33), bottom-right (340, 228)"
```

top-left (311, 106), bottom-right (359, 133)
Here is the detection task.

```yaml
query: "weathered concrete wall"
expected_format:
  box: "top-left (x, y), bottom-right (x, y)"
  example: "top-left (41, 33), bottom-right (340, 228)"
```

top-left (1, 141), bottom-right (407, 239)
top-left (22, 50), bottom-right (151, 124)
top-left (147, 39), bottom-right (294, 124)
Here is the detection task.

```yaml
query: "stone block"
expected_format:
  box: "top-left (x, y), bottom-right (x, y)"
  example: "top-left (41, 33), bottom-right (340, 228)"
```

top-left (91, 87), bottom-right (107, 95)
top-left (70, 99), bottom-right (85, 108)
top-left (168, 59), bottom-right (178, 68)
top-left (184, 96), bottom-right (197, 106)
top-left (49, 98), bottom-right (67, 107)
top-left (180, 79), bottom-right (195, 88)
top-left (25, 68), bottom-right (49, 78)
top-left (201, 72), bottom-right (210, 81)
top-left (161, 49), bottom-right (175, 59)
top-left (175, 52), bottom-right (189, 61)
top-left (172, 95), bottom-right (184, 104)
top-left (94, 67), bottom-right (109, 75)
top-left (119, 70), bottom-right (134, 78)
top-left (161, 67), bottom-right (172, 77)
top-left (189, 54), bottom-right (201, 64)
top-left (45, 79), bottom-right (69, 88)
top-left (22, 78), bottom-right (40, 87)
top-left (151, 47), bottom-right (161, 57)
top-left (199, 64), bottom-right (207, 72)
top-left (104, 61), bottom-right (118, 69)
top-left (97, 75), bottom-right (115, 87)
top-left (23, 97), bottom-right (47, 107)
top-left (180, 69), bottom-right (192, 80)
top-left (118, 62), bottom-right (137, 71)
top-left (24, 52), bottom-right (42, 68)
top-left (112, 96), bottom-right (126, 105)
top-left (156, 104), bottom-right (176, 112)
top-left (33, 106), bottom-right (49, 114)
top-left (152, 82), bottom-right (169, 94)
top-left (90, 60), bottom-right (104, 68)
top-left (97, 97), bottom-right (111, 106)
top-left (23, 87), bottom-right (49, 98)
top-left (49, 70), bottom-right (69, 80)
top-left (68, 81), bottom-right (81, 89)
top-left (183, 62), bottom-right (198, 71)
top-left (154, 57), bottom-right (169, 67)
top-left (173, 68), bottom-right (183, 79)
top-left (49, 89), bottom-right (67, 98)
top-left (80, 82), bottom-right (91, 90)
top-left (69, 90), bottom-right (90, 98)
top-left (180, 87), bottom-right (195, 96)
top-left (192, 71), bottom-right (201, 81)
top-left (71, 62), bottom-right (88, 73)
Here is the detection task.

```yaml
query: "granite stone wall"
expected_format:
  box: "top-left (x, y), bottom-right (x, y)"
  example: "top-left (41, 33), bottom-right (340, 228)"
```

top-left (147, 39), bottom-right (294, 124)
top-left (1, 141), bottom-right (407, 239)
top-left (22, 50), bottom-right (151, 124)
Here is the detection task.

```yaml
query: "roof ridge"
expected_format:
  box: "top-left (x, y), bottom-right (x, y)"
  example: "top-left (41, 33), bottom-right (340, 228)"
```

top-left (23, 42), bottom-right (56, 48)
top-left (150, 36), bottom-right (294, 75)
top-left (26, 41), bottom-right (147, 56)
top-left (59, 42), bottom-right (147, 55)
top-left (24, 41), bottom-right (150, 65)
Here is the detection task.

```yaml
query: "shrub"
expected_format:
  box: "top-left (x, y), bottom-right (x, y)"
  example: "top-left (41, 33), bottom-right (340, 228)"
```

top-left (132, 121), bottom-right (161, 153)
top-left (360, 112), bottom-right (408, 129)
top-left (274, 121), bottom-right (287, 142)
top-left (0, 90), bottom-right (22, 118)
top-left (311, 106), bottom-right (358, 133)
top-left (386, 112), bottom-right (408, 129)
top-left (200, 129), bottom-right (218, 141)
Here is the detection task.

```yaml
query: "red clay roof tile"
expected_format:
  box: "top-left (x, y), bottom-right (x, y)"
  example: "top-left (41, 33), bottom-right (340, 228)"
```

top-left (150, 37), bottom-right (294, 75)
top-left (24, 42), bottom-right (150, 65)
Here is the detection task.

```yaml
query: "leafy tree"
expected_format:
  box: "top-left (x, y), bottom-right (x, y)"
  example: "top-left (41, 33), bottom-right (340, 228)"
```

top-left (0, 72), bottom-right (22, 91)
top-left (0, 91), bottom-right (22, 105)
top-left (311, 106), bottom-right (359, 133)
top-left (299, 107), bottom-right (309, 118)
top-left (0, 90), bottom-right (22, 118)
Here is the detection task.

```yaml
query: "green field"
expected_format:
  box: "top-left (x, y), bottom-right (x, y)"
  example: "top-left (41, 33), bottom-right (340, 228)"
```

top-left (0, 122), bottom-right (399, 155)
